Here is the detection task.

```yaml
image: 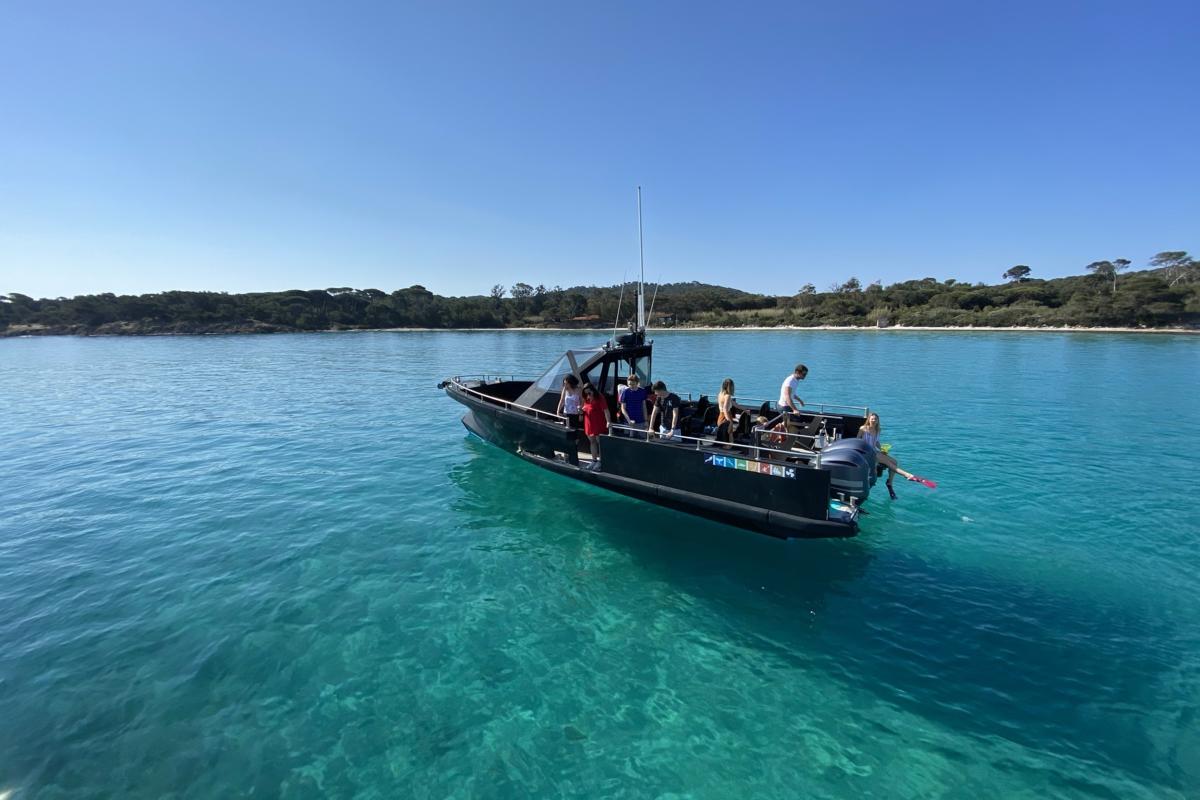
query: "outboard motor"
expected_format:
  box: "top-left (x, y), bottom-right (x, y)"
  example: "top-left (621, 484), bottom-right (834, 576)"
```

top-left (822, 437), bottom-right (878, 472)
top-left (818, 438), bottom-right (878, 501)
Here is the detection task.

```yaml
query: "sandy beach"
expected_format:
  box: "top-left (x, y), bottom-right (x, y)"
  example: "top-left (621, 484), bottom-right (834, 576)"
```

top-left (372, 324), bottom-right (1200, 335)
top-left (6, 322), bottom-right (1197, 338)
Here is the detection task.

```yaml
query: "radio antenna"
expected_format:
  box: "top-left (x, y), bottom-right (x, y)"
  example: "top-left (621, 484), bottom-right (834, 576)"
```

top-left (612, 269), bottom-right (628, 341)
top-left (636, 186), bottom-right (646, 332)
top-left (647, 278), bottom-right (661, 330)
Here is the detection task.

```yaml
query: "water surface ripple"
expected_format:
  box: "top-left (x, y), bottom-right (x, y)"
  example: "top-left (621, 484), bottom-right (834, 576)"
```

top-left (1, 331), bottom-right (1198, 798)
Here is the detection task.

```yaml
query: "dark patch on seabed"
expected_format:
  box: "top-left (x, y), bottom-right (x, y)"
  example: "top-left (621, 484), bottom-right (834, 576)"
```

top-left (451, 441), bottom-right (1196, 793)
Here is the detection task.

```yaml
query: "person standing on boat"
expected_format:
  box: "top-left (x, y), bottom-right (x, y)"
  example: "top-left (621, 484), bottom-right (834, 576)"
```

top-left (858, 411), bottom-right (916, 499)
top-left (649, 380), bottom-right (682, 440)
top-left (557, 374), bottom-right (583, 429)
top-left (778, 363), bottom-right (808, 413)
top-left (581, 384), bottom-right (612, 468)
top-left (716, 378), bottom-right (737, 443)
top-left (618, 373), bottom-right (648, 431)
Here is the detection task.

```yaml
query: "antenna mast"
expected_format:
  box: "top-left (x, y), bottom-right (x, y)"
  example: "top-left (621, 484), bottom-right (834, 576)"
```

top-left (636, 186), bottom-right (646, 332)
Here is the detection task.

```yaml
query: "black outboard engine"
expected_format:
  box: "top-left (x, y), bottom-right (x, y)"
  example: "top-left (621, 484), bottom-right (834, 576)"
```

top-left (818, 438), bottom-right (878, 501)
top-left (823, 437), bottom-right (878, 470)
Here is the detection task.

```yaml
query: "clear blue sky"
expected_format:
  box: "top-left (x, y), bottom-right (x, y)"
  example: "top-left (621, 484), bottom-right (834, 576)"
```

top-left (1, 0), bottom-right (1196, 299)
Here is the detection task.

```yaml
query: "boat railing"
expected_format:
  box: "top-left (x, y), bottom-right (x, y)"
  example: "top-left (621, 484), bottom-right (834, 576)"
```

top-left (673, 392), bottom-right (869, 419)
top-left (448, 373), bottom-right (525, 384)
top-left (451, 378), bottom-right (867, 419)
top-left (444, 375), bottom-right (566, 423)
top-left (606, 423), bottom-right (820, 465)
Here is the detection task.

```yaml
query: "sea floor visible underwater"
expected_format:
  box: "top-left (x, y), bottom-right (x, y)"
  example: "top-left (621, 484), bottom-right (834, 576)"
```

top-left (2, 330), bottom-right (1199, 799)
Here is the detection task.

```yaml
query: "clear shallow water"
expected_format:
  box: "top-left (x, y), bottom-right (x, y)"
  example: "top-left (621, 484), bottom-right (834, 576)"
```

top-left (1, 330), bottom-right (1198, 799)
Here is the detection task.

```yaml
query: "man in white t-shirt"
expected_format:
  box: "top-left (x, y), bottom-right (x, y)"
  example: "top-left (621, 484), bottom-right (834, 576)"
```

top-left (778, 363), bottom-right (808, 413)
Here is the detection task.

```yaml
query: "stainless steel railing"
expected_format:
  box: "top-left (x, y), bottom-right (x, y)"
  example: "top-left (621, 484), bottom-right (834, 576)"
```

top-left (444, 374), bottom-right (868, 442)
top-left (443, 376), bottom-right (567, 423)
top-left (448, 373), bottom-right (524, 384)
top-left (686, 394), bottom-right (870, 418)
top-left (606, 422), bottom-right (819, 464)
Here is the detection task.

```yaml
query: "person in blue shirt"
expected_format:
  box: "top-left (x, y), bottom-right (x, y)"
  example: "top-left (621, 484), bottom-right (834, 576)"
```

top-left (618, 373), bottom-right (648, 430)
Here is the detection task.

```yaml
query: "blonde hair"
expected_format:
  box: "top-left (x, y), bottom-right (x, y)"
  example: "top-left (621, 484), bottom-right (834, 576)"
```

top-left (862, 412), bottom-right (881, 435)
top-left (719, 377), bottom-right (735, 397)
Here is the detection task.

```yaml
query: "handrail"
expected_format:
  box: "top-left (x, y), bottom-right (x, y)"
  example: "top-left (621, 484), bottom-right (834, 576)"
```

top-left (760, 414), bottom-right (817, 448)
top-left (445, 374), bottom-right (868, 430)
top-left (444, 376), bottom-right (567, 422)
top-left (727, 396), bottom-right (871, 417)
top-left (449, 373), bottom-right (525, 384)
top-left (672, 391), bottom-right (868, 418)
top-left (606, 422), bottom-right (819, 463)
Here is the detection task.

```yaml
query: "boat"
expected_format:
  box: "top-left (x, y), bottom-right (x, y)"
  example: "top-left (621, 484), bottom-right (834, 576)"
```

top-left (439, 191), bottom-right (881, 540)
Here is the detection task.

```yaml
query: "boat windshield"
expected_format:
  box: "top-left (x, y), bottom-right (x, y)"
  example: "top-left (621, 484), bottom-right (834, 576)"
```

top-left (514, 348), bottom-right (605, 410)
top-left (532, 353), bottom-right (574, 392)
top-left (630, 356), bottom-right (651, 385)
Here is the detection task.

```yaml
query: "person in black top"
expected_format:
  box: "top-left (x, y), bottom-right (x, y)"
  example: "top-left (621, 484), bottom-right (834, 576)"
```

top-left (648, 380), bottom-right (682, 440)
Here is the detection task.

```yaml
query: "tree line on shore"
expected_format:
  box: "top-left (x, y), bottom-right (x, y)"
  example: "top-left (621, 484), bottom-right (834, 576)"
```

top-left (3, 251), bottom-right (1197, 336)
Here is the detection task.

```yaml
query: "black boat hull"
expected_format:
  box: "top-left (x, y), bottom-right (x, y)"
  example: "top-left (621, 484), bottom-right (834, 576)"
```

top-left (448, 386), bottom-right (857, 540)
top-left (517, 450), bottom-right (856, 539)
top-left (456, 396), bottom-right (581, 463)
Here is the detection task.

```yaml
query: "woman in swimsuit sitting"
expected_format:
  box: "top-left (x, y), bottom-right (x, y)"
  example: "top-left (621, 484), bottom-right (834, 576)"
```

top-left (858, 411), bottom-right (916, 499)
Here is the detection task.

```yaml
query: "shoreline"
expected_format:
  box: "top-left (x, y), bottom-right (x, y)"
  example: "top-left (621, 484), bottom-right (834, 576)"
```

top-left (660, 324), bottom-right (1200, 335)
top-left (4, 323), bottom-right (1199, 338)
top-left (501, 324), bottom-right (1200, 335)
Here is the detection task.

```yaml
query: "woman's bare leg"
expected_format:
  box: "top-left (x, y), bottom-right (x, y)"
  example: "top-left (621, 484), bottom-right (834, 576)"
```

top-left (878, 452), bottom-right (915, 481)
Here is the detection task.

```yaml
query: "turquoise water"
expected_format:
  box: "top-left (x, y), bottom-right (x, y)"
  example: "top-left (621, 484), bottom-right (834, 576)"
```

top-left (2, 330), bottom-right (1199, 799)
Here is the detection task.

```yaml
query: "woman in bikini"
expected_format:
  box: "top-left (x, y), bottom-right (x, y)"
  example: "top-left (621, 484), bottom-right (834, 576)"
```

top-left (858, 411), bottom-right (916, 499)
top-left (716, 377), bottom-right (737, 443)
